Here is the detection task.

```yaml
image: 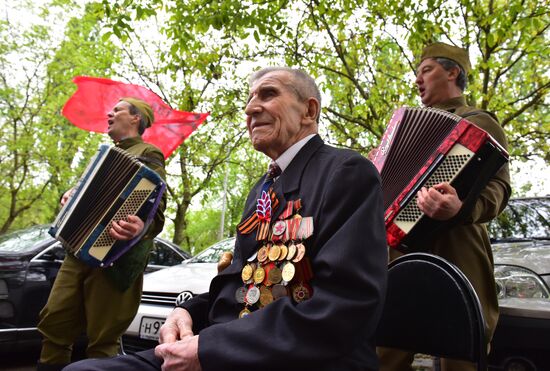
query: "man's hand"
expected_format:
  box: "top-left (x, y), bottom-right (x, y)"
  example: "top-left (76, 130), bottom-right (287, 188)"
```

top-left (159, 307), bottom-right (194, 344)
top-left (367, 147), bottom-right (379, 161)
top-left (60, 188), bottom-right (75, 207)
top-left (155, 335), bottom-right (201, 371)
top-left (416, 182), bottom-right (462, 220)
top-left (109, 215), bottom-right (144, 240)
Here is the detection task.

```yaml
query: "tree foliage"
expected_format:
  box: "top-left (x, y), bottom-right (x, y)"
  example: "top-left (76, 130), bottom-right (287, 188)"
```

top-left (0, 1), bottom-right (118, 233)
top-left (0, 0), bottom-right (548, 253)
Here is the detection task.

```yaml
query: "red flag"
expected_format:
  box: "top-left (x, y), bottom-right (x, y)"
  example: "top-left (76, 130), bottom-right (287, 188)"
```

top-left (62, 76), bottom-right (209, 158)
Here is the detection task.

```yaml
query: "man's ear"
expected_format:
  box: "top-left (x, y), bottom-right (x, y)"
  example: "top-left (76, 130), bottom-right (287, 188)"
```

top-left (131, 113), bottom-right (141, 127)
top-left (447, 66), bottom-right (460, 82)
top-left (302, 97), bottom-right (320, 126)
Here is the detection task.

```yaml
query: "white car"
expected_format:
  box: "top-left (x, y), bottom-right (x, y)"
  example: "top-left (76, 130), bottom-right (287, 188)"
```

top-left (487, 197), bottom-right (550, 371)
top-left (121, 237), bottom-right (235, 354)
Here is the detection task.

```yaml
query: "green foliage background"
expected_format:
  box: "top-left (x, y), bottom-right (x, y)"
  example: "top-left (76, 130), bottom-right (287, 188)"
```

top-left (0, 0), bottom-right (548, 254)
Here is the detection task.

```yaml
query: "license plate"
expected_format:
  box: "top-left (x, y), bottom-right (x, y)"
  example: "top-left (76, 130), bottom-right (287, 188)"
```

top-left (139, 316), bottom-right (165, 340)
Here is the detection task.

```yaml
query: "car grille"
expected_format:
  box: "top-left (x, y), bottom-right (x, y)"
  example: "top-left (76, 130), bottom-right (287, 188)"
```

top-left (141, 291), bottom-right (179, 306)
top-left (120, 335), bottom-right (158, 355)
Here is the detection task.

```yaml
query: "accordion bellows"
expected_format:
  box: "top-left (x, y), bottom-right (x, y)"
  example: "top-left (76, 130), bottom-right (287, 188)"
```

top-left (372, 107), bottom-right (508, 252)
top-left (49, 145), bottom-right (166, 267)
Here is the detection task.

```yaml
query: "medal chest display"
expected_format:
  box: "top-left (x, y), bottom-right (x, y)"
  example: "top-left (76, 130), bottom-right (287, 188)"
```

top-left (237, 197), bottom-right (314, 318)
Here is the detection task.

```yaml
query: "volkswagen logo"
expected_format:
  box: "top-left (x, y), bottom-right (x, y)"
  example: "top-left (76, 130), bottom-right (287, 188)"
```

top-left (175, 291), bottom-right (194, 306)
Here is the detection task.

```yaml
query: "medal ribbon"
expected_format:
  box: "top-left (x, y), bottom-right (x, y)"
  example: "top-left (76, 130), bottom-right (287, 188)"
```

top-left (238, 189), bottom-right (279, 235)
top-left (279, 200), bottom-right (294, 220)
top-left (296, 216), bottom-right (314, 240)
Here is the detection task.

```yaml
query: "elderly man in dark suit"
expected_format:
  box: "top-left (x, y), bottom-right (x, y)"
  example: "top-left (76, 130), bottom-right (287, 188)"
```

top-left (64, 67), bottom-right (387, 371)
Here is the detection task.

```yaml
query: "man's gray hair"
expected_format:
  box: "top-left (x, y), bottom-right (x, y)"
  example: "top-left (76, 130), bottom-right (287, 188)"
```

top-left (127, 103), bottom-right (149, 135)
top-left (249, 67), bottom-right (322, 122)
top-left (435, 57), bottom-right (468, 91)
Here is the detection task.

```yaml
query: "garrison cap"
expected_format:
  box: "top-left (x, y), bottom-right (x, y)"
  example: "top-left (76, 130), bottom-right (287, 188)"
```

top-left (420, 42), bottom-right (471, 75)
top-left (120, 97), bottom-right (154, 128)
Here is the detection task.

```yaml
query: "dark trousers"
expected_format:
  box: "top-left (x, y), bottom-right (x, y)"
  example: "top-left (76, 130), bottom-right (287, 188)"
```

top-left (63, 349), bottom-right (162, 370)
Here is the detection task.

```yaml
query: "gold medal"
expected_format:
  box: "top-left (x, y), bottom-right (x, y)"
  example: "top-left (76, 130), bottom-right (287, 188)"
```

top-left (292, 243), bottom-right (306, 263)
top-left (257, 245), bottom-right (269, 263)
top-left (282, 262), bottom-right (296, 282)
top-left (286, 243), bottom-right (297, 261)
top-left (239, 307), bottom-right (251, 318)
top-left (268, 244), bottom-right (281, 261)
top-left (259, 286), bottom-right (274, 307)
top-left (241, 264), bottom-right (254, 282)
top-left (278, 244), bottom-right (288, 261)
top-left (253, 266), bottom-right (266, 284)
top-left (267, 266), bottom-right (282, 284)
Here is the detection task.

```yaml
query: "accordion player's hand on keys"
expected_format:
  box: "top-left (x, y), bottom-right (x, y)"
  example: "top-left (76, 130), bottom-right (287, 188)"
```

top-left (109, 215), bottom-right (144, 241)
top-left (416, 182), bottom-right (463, 221)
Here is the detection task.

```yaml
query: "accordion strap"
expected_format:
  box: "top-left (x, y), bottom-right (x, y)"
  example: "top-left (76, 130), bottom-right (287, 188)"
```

top-left (459, 109), bottom-right (498, 122)
top-left (135, 155), bottom-right (164, 168)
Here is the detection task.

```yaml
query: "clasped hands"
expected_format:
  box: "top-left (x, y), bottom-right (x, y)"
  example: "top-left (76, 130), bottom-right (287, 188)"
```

top-left (155, 307), bottom-right (202, 371)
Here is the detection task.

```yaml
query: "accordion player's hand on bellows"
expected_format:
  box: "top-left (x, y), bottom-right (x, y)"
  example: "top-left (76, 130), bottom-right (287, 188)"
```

top-left (416, 182), bottom-right (463, 221)
top-left (109, 215), bottom-right (145, 241)
top-left (60, 188), bottom-right (76, 206)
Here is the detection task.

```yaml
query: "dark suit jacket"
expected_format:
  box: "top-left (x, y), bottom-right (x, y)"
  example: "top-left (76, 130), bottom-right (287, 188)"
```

top-left (180, 135), bottom-right (388, 370)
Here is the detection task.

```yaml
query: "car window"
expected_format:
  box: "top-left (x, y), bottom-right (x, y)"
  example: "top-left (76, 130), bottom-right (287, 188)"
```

top-left (0, 225), bottom-right (53, 254)
top-left (189, 238), bottom-right (235, 263)
top-left (488, 198), bottom-right (550, 241)
top-left (149, 240), bottom-right (185, 266)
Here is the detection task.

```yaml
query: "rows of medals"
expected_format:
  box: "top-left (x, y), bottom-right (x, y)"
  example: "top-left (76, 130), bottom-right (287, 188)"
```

top-left (238, 215), bottom-right (314, 318)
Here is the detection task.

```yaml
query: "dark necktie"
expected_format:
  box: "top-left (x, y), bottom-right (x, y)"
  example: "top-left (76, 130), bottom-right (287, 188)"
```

top-left (266, 161), bottom-right (282, 184)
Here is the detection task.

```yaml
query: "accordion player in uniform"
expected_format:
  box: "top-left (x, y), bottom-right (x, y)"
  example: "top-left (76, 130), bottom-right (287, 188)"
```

top-left (37, 97), bottom-right (167, 371)
top-left (376, 43), bottom-right (511, 371)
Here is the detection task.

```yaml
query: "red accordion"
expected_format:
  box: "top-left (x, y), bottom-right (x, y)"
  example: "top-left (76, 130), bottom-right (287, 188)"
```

top-left (372, 107), bottom-right (509, 252)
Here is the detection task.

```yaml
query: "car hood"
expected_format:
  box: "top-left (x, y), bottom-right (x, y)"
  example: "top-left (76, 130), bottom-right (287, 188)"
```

top-left (492, 239), bottom-right (550, 275)
top-left (142, 262), bottom-right (217, 295)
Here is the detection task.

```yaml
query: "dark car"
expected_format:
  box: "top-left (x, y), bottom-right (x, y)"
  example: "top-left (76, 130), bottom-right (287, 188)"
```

top-left (0, 224), bottom-right (191, 353)
top-left (488, 197), bottom-right (550, 371)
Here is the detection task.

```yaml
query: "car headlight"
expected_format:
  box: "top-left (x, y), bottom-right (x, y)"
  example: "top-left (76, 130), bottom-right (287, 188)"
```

top-left (494, 265), bottom-right (550, 299)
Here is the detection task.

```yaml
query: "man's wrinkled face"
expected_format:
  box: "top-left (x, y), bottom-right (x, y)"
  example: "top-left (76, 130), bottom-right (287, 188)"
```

top-left (244, 71), bottom-right (310, 159)
top-left (415, 58), bottom-right (453, 107)
top-left (107, 101), bottom-right (137, 142)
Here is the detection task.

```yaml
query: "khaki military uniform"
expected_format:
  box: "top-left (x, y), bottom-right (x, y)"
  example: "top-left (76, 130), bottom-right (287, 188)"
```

top-left (37, 137), bottom-right (166, 367)
top-left (378, 96), bottom-right (511, 371)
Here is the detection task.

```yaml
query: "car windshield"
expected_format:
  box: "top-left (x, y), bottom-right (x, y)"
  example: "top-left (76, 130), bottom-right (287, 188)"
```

top-left (487, 198), bottom-right (550, 241)
top-left (188, 238), bottom-right (235, 263)
top-left (0, 224), bottom-right (52, 254)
